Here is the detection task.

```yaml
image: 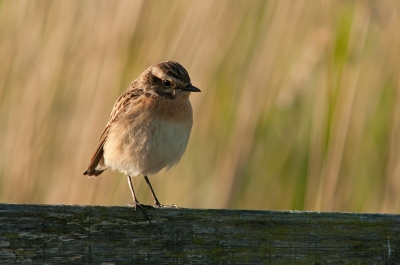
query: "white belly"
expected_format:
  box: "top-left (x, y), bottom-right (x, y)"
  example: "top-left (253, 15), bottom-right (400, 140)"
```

top-left (104, 117), bottom-right (192, 176)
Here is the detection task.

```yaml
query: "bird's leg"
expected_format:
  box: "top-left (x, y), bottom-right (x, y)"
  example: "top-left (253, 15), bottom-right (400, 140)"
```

top-left (144, 175), bottom-right (163, 207)
top-left (126, 174), bottom-right (150, 222)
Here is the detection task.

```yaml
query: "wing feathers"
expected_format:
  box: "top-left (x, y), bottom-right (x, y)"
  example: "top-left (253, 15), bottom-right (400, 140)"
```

top-left (83, 89), bottom-right (144, 177)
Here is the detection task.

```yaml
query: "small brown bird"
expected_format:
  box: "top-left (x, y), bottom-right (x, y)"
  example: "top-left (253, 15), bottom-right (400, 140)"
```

top-left (83, 61), bottom-right (200, 216)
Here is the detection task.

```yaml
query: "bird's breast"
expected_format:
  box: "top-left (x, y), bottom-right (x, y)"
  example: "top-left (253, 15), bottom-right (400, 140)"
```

top-left (104, 98), bottom-right (194, 176)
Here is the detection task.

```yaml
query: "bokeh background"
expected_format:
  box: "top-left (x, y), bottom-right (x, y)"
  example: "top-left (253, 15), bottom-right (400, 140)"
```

top-left (1, 0), bottom-right (400, 213)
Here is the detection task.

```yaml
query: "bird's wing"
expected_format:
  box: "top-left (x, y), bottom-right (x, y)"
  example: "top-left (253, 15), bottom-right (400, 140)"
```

top-left (83, 89), bottom-right (144, 176)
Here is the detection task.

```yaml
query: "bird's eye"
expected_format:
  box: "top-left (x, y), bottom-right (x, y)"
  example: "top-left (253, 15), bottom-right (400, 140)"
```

top-left (162, 79), bottom-right (172, 87)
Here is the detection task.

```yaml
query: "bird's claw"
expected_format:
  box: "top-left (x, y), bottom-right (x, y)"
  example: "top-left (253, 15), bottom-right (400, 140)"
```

top-left (126, 201), bottom-right (151, 224)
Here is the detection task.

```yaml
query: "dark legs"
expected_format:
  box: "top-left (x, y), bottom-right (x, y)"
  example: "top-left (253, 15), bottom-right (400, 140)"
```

top-left (144, 175), bottom-right (162, 207)
top-left (126, 174), bottom-right (173, 220)
top-left (126, 174), bottom-right (149, 222)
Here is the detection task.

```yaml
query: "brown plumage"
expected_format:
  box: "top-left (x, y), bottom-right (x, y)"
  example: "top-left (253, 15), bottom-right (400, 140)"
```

top-left (83, 61), bottom-right (200, 220)
top-left (83, 89), bottom-right (143, 176)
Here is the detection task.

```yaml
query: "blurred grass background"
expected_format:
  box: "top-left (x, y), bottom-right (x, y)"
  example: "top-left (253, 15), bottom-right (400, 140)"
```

top-left (0, 0), bottom-right (400, 213)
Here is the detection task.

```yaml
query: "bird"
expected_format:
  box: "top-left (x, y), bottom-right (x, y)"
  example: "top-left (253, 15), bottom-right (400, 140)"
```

top-left (83, 61), bottom-right (200, 218)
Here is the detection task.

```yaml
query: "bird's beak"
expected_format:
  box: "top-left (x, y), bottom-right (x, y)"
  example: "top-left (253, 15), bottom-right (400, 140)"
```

top-left (182, 84), bottom-right (201, 92)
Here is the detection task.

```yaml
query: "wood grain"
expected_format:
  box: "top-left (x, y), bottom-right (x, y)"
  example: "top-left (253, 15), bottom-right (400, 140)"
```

top-left (0, 204), bottom-right (399, 264)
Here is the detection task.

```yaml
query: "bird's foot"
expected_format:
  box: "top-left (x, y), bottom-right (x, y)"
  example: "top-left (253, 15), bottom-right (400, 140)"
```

top-left (126, 200), bottom-right (152, 224)
top-left (153, 202), bottom-right (179, 209)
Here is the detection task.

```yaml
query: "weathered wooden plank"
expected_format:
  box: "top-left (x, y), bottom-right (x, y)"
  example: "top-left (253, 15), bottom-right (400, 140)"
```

top-left (0, 203), bottom-right (399, 264)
